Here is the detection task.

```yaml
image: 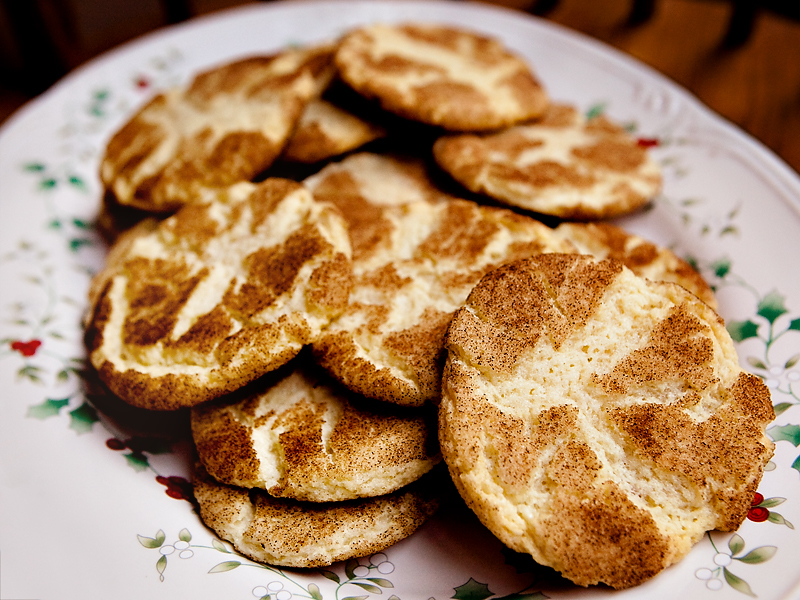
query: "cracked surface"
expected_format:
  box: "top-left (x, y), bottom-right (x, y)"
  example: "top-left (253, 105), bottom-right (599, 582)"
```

top-left (86, 178), bottom-right (352, 410)
top-left (439, 253), bottom-right (774, 589)
top-left (335, 23), bottom-right (548, 131)
top-left (191, 358), bottom-right (440, 502)
top-left (433, 103), bottom-right (662, 219)
top-left (193, 463), bottom-right (441, 568)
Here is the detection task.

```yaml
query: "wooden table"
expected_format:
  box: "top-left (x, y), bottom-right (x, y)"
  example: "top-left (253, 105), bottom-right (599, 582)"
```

top-left (2, 0), bottom-right (799, 175)
top-left (481, 0), bottom-right (800, 175)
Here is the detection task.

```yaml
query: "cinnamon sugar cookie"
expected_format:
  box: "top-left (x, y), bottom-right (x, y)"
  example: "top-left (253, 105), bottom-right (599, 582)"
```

top-left (101, 45), bottom-right (335, 213)
top-left (86, 178), bottom-right (352, 410)
top-left (554, 221), bottom-right (717, 308)
top-left (433, 103), bottom-right (662, 219)
top-left (310, 195), bottom-right (573, 407)
top-left (191, 358), bottom-right (440, 502)
top-left (193, 463), bottom-right (441, 568)
top-left (335, 23), bottom-right (549, 131)
top-left (281, 99), bottom-right (386, 163)
top-left (439, 253), bottom-right (773, 589)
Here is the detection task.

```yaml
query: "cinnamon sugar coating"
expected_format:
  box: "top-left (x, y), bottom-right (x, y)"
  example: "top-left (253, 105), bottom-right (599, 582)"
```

top-left (86, 179), bottom-right (352, 410)
top-left (439, 253), bottom-right (773, 589)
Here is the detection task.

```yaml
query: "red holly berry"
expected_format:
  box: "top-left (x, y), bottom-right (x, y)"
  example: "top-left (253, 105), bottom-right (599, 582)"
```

top-left (752, 492), bottom-right (765, 506)
top-left (106, 438), bottom-right (126, 450)
top-left (155, 475), bottom-right (193, 501)
top-left (11, 339), bottom-right (42, 357)
top-left (748, 506), bottom-right (770, 522)
top-left (135, 76), bottom-right (150, 89)
top-left (637, 137), bottom-right (659, 148)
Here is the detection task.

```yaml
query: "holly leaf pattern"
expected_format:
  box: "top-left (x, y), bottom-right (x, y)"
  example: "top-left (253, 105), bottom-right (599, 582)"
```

top-left (789, 317), bottom-right (800, 332)
top-left (68, 402), bottom-right (99, 433)
top-left (711, 257), bottom-right (732, 278)
top-left (26, 397), bottom-right (69, 419)
top-left (768, 424), bottom-right (800, 445)
top-left (757, 292), bottom-right (788, 324)
top-left (728, 320), bottom-right (760, 342)
top-left (453, 578), bottom-right (494, 600)
top-left (124, 452), bottom-right (149, 472)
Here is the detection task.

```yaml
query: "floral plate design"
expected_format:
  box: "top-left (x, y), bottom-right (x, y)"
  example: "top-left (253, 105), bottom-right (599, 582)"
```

top-left (1, 2), bottom-right (800, 599)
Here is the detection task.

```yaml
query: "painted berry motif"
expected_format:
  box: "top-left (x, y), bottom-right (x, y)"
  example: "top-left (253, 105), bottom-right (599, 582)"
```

top-left (10, 339), bottom-right (42, 357)
top-left (695, 533), bottom-right (777, 596)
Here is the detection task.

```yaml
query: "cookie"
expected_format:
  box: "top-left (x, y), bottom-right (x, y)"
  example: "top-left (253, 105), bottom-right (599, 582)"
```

top-left (193, 463), bottom-right (440, 568)
top-left (439, 253), bottom-right (774, 589)
top-left (310, 195), bottom-right (574, 407)
top-left (433, 103), bottom-right (662, 219)
top-left (304, 151), bottom-right (455, 216)
top-left (553, 221), bottom-right (717, 308)
top-left (100, 44), bottom-right (335, 213)
top-left (281, 99), bottom-right (386, 163)
top-left (191, 357), bottom-right (440, 502)
top-left (334, 23), bottom-right (549, 131)
top-left (86, 178), bottom-right (352, 410)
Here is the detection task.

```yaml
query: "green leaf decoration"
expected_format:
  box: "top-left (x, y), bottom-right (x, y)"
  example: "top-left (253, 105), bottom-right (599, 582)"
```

top-left (728, 320), bottom-right (760, 342)
top-left (17, 365), bottom-right (43, 383)
top-left (723, 568), bottom-right (756, 597)
top-left (774, 402), bottom-right (794, 417)
top-left (789, 318), bottom-right (800, 332)
top-left (720, 225), bottom-right (739, 237)
top-left (585, 103), bottom-right (606, 120)
top-left (453, 578), bottom-right (494, 600)
top-left (124, 452), bottom-right (149, 472)
top-left (48, 218), bottom-right (62, 229)
top-left (785, 354), bottom-right (800, 368)
top-left (367, 577), bottom-right (394, 588)
top-left (736, 546), bottom-right (777, 564)
top-left (69, 238), bottom-right (92, 252)
top-left (68, 402), bottom-right (99, 434)
top-left (345, 558), bottom-right (359, 580)
top-left (728, 534), bottom-right (745, 556)
top-left (68, 176), bottom-right (87, 191)
top-left (341, 596), bottom-right (368, 600)
top-left (208, 561), bottom-right (241, 573)
top-left (792, 453), bottom-right (800, 476)
top-left (156, 554), bottom-right (167, 581)
top-left (759, 497), bottom-right (786, 508)
top-left (178, 528), bottom-right (191, 542)
top-left (758, 292), bottom-right (789, 324)
top-left (26, 398), bottom-right (70, 419)
top-left (57, 369), bottom-right (70, 382)
top-left (746, 356), bottom-right (768, 370)
top-left (320, 569), bottom-right (340, 583)
top-left (137, 530), bottom-right (165, 548)
top-left (768, 424), bottom-right (800, 446)
top-left (211, 539), bottom-right (229, 553)
top-left (308, 583), bottom-right (322, 600)
top-left (24, 163), bottom-right (46, 172)
top-left (40, 178), bottom-right (57, 189)
top-left (352, 582), bottom-right (382, 594)
top-left (767, 512), bottom-right (794, 529)
top-left (711, 258), bottom-right (732, 278)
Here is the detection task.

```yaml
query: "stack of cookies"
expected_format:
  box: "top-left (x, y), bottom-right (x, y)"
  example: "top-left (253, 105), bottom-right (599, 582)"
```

top-left (86, 21), bottom-right (774, 587)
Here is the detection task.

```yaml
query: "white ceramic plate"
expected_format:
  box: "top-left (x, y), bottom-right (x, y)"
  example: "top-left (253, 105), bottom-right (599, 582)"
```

top-left (2, 1), bottom-right (800, 599)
